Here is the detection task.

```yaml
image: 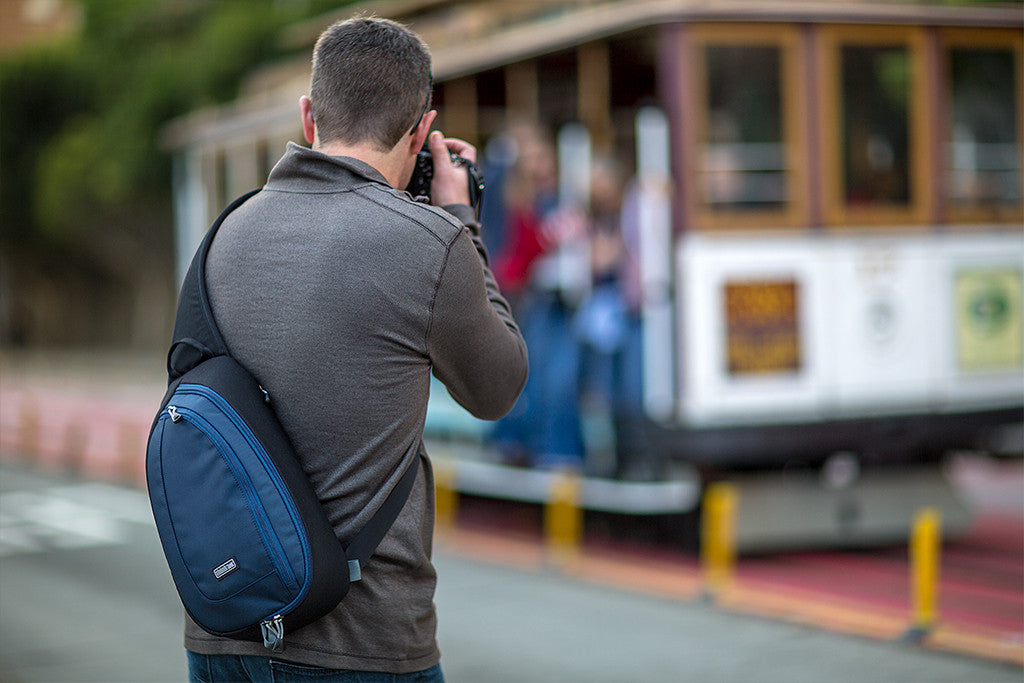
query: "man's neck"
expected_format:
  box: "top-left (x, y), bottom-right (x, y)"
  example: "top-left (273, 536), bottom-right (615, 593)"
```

top-left (315, 139), bottom-right (406, 189)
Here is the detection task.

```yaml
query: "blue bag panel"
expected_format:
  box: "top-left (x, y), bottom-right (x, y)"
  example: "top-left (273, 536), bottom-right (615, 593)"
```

top-left (173, 387), bottom-right (308, 590)
top-left (147, 387), bottom-right (311, 635)
top-left (163, 412), bottom-right (283, 598)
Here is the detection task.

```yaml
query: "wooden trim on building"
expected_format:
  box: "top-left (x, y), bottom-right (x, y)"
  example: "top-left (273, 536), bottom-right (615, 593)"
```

top-left (427, 1), bottom-right (1024, 83)
top-left (688, 23), bottom-right (807, 231)
top-left (578, 41), bottom-right (614, 153)
top-left (441, 76), bottom-right (480, 145)
top-left (801, 23), bottom-right (823, 229)
top-left (661, 22), bottom-right (698, 234)
top-left (939, 27), bottom-right (1024, 227)
top-left (505, 60), bottom-right (539, 122)
top-left (818, 24), bottom-right (932, 229)
top-left (657, 23), bottom-right (688, 235)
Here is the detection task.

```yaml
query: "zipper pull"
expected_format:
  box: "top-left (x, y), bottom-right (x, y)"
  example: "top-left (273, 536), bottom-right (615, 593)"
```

top-left (261, 614), bottom-right (285, 652)
top-left (167, 406), bottom-right (183, 423)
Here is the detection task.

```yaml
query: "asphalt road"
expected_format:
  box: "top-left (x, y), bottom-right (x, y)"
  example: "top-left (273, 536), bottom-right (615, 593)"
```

top-left (2, 462), bottom-right (1021, 683)
top-left (0, 464), bottom-right (186, 681)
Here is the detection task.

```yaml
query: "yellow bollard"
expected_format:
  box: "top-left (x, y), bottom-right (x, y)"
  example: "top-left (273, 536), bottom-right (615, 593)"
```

top-left (433, 459), bottom-right (458, 532)
top-left (701, 482), bottom-right (738, 601)
top-left (904, 507), bottom-right (942, 642)
top-left (545, 472), bottom-right (583, 570)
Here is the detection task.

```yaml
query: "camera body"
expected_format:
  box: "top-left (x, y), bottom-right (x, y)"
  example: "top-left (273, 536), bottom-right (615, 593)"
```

top-left (407, 142), bottom-right (485, 216)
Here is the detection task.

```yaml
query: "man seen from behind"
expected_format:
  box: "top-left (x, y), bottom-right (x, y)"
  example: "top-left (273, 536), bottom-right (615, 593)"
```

top-left (185, 16), bottom-right (528, 682)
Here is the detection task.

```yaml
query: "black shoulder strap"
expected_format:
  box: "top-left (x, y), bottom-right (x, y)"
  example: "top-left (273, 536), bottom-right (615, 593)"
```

top-left (343, 450), bottom-right (421, 580)
top-left (167, 188), bottom-right (262, 382)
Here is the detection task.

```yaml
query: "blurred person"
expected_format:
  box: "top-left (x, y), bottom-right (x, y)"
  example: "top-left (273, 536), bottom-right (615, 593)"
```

top-left (186, 17), bottom-right (527, 682)
top-left (492, 121), bottom-right (560, 305)
top-left (490, 124), bottom-right (587, 471)
top-left (574, 157), bottom-right (651, 480)
top-left (476, 121), bottom-right (533, 260)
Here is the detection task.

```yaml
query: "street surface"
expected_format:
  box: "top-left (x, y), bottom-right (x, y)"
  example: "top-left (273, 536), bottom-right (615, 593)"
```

top-left (2, 462), bottom-right (1021, 683)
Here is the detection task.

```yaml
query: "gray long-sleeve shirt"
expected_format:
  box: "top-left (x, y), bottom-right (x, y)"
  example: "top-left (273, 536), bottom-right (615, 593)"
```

top-left (185, 142), bottom-right (527, 672)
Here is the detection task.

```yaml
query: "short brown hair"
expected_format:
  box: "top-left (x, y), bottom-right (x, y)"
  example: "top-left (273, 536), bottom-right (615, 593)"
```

top-left (310, 17), bottom-right (432, 150)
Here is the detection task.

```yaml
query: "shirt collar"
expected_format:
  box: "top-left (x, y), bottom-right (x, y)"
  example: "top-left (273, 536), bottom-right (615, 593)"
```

top-left (265, 142), bottom-right (391, 192)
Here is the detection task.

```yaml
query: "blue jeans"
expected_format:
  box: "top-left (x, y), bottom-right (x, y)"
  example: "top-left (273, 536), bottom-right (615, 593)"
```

top-left (491, 290), bottom-right (584, 469)
top-left (186, 652), bottom-right (444, 683)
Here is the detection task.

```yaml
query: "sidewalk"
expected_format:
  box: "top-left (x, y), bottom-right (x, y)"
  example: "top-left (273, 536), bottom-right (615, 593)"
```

top-left (433, 550), bottom-right (1023, 683)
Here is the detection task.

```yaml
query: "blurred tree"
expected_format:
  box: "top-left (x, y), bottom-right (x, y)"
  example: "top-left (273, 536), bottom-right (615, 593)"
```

top-left (0, 0), bottom-right (348, 347)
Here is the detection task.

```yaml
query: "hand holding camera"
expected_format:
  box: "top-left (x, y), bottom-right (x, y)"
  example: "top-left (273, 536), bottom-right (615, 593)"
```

top-left (407, 131), bottom-right (484, 216)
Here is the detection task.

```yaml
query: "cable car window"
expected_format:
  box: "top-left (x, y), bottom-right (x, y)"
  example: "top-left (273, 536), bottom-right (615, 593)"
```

top-left (948, 47), bottom-right (1020, 215)
top-left (840, 45), bottom-right (911, 208)
top-left (701, 46), bottom-right (786, 211)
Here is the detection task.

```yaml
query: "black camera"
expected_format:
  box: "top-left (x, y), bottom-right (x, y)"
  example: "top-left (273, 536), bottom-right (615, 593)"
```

top-left (407, 142), bottom-right (485, 216)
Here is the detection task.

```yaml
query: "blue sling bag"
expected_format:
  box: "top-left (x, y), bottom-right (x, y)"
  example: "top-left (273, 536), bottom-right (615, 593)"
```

top-left (146, 190), bottom-right (418, 652)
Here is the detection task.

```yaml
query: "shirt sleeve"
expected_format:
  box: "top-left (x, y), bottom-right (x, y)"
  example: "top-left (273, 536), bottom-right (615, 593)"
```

top-left (427, 204), bottom-right (528, 421)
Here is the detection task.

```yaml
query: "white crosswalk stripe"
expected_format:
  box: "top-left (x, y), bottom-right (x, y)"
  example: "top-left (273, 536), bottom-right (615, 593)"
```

top-left (0, 483), bottom-right (154, 557)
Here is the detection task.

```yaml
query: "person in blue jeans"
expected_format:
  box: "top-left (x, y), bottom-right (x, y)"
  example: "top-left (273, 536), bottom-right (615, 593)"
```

top-left (508, 287), bottom-right (586, 470)
top-left (489, 128), bottom-right (587, 471)
top-left (573, 158), bottom-right (652, 480)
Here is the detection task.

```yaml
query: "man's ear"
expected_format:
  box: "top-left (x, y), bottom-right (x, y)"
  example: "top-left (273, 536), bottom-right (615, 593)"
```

top-left (409, 110), bottom-right (437, 153)
top-left (300, 96), bottom-right (316, 145)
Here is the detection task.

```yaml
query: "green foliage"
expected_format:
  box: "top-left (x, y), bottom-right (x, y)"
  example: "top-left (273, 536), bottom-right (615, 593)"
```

top-left (0, 42), bottom-right (95, 242)
top-left (1, 0), bottom-right (343, 248)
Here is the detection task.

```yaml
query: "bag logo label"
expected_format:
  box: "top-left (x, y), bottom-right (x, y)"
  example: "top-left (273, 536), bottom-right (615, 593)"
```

top-left (213, 557), bottom-right (238, 580)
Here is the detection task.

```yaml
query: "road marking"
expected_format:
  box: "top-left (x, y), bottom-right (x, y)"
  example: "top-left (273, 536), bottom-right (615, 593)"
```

top-left (0, 483), bottom-right (153, 557)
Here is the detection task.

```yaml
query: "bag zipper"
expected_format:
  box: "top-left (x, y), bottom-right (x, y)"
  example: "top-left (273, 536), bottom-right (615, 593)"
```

top-left (176, 384), bottom-right (309, 573)
top-left (163, 405), bottom-right (298, 591)
top-left (260, 614), bottom-right (285, 652)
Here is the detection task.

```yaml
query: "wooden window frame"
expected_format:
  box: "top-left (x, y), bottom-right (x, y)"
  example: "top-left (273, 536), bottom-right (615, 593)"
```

top-left (687, 24), bottom-right (807, 231)
top-left (939, 27), bottom-right (1024, 226)
top-left (819, 25), bottom-right (932, 229)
